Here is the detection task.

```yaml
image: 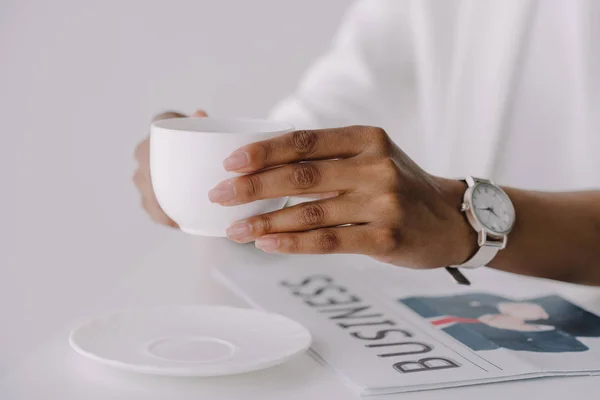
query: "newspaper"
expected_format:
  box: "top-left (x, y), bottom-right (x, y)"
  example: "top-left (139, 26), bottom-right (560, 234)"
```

top-left (214, 254), bottom-right (600, 395)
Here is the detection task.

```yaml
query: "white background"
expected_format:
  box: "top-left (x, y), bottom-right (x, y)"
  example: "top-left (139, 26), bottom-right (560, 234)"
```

top-left (0, 0), bottom-right (352, 374)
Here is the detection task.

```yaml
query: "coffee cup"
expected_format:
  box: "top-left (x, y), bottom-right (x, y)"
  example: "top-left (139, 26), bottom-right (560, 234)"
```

top-left (150, 117), bottom-right (293, 236)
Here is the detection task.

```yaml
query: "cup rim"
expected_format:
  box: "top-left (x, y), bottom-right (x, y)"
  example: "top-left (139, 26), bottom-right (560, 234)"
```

top-left (151, 116), bottom-right (294, 135)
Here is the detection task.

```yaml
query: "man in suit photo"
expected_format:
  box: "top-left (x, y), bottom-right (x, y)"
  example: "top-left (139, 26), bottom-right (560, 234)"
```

top-left (401, 293), bottom-right (600, 352)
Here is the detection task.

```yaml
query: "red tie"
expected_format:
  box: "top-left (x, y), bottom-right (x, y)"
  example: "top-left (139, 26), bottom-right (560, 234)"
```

top-left (431, 316), bottom-right (480, 326)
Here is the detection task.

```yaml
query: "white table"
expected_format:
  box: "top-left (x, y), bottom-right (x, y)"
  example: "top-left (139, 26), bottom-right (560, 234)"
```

top-left (2, 233), bottom-right (600, 399)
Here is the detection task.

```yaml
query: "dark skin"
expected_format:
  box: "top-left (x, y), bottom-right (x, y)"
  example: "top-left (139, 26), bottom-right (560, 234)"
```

top-left (134, 111), bottom-right (600, 286)
top-left (488, 188), bottom-right (600, 285)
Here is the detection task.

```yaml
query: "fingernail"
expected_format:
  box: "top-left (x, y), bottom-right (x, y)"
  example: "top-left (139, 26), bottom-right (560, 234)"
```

top-left (255, 236), bottom-right (279, 253)
top-left (208, 181), bottom-right (235, 203)
top-left (226, 222), bottom-right (253, 242)
top-left (223, 151), bottom-right (249, 171)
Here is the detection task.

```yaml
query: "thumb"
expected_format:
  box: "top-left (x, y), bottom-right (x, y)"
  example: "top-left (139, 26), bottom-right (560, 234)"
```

top-left (192, 109), bottom-right (208, 117)
top-left (152, 111), bottom-right (187, 122)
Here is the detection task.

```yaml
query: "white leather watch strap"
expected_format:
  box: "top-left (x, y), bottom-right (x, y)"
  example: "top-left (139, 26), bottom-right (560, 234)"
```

top-left (458, 244), bottom-right (500, 269)
top-left (454, 176), bottom-right (509, 270)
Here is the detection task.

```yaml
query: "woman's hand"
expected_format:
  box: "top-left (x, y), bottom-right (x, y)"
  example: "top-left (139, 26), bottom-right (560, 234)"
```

top-left (133, 109), bottom-right (207, 227)
top-left (209, 126), bottom-right (476, 269)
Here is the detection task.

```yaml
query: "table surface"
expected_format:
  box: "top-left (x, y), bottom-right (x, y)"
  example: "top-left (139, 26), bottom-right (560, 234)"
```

top-left (3, 233), bottom-right (600, 399)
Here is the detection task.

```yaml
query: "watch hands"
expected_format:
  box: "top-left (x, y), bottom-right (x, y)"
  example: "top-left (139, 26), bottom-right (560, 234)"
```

top-left (475, 206), bottom-right (500, 218)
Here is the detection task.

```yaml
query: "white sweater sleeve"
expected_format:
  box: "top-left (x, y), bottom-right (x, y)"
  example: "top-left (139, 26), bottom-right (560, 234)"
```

top-left (268, 0), bottom-right (415, 135)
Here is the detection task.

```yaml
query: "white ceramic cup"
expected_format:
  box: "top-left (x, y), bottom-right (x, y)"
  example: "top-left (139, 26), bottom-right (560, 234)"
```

top-left (150, 117), bottom-right (293, 237)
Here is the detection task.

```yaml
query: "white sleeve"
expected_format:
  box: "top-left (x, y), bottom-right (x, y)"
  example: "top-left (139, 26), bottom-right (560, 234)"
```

top-left (268, 0), bottom-right (414, 134)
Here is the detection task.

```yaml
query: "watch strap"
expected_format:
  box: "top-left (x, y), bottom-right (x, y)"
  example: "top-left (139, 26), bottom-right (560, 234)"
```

top-left (454, 176), bottom-right (506, 270)
top-left (458, 244), bottom-right (500, 269)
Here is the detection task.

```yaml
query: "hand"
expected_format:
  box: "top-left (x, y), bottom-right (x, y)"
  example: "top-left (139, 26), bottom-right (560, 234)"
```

top-left (497, 302), bottom-right (549, 320)
top-left (478, 314), bottom-right (554, 332)
top-left (133, 109), bottom-right (207, 227)
top-left (209, 126), bottom-right (477, 269)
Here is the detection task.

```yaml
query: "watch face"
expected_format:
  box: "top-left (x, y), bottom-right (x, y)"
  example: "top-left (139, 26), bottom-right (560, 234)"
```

top-left (471, 183), bottom-right (515, 234)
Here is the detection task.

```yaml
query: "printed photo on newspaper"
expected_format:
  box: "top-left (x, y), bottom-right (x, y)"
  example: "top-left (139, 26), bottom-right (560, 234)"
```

top-left (214, 254), bottom-right (600, 395)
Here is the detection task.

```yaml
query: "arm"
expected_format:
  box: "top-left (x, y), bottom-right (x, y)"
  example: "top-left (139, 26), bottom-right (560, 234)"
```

top-left (492, 188), bottom-right (600, 285)
top-left (444, 180), bottom-right (600, 285)
top-left (209, 126), bottom-right (600, 287)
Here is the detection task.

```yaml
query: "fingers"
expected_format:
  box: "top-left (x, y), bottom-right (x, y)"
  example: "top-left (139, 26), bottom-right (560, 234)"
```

top-left (152, 111), bottom-right (187, 122)
top-left (294, 192), bottom-right (340, 200)
top-left (253, 225), bottom-right (395, 256)
top-left (152, 109), bottom-right (207, 121)
top-left (133, 169), bottom-right (178, 227)
top-left (226, 194), bottom-right (372, 243)
top-left (208, 159), bottom-right (361, 205)
top-left (142, 196), bottom-right (178, 227)
top-left (132, 169), bottom-right (151, 193)
top-left (222, 126), bottom-right (385, 173)
top-left (192, 109), bottom-right (208, 117)
top-left (134, 138), bottom-right (149, 164)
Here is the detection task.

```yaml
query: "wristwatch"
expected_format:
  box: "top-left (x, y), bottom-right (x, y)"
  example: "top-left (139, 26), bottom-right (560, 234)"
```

top-left (446, 176), bottom-right (516, 284)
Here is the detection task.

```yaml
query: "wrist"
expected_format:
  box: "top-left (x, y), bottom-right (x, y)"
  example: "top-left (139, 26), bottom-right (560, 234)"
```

top-left (436, 177), bottom-right (478, 266)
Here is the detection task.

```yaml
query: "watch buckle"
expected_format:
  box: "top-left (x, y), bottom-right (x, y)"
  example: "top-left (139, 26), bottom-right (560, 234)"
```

top-left (478, 231), bottom-right (507, 249)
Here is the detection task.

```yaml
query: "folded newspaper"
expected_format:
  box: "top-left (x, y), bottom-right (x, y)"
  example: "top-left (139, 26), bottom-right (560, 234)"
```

top-left (215, 254), bottom-right (600, 395)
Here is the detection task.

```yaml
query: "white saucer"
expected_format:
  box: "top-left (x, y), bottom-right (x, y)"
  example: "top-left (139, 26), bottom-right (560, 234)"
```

top-left (69, 305), bottom-right (311, 377)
